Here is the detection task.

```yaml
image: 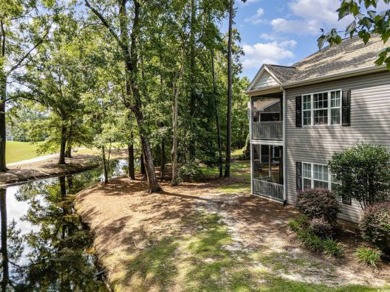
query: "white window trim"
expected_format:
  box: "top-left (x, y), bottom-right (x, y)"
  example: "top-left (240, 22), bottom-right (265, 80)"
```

top-left (302, 89), bottom-right (342, 126)
top-left (302, 162), bottom-right (332, 189)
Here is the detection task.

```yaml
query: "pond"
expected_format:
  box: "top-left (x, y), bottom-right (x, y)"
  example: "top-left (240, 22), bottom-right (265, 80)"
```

top-left (0, 160), bottom-right (128, 291)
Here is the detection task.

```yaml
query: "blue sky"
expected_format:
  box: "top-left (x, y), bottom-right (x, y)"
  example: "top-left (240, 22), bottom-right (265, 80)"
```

top-left (235, 0), bottom-right (356, 80)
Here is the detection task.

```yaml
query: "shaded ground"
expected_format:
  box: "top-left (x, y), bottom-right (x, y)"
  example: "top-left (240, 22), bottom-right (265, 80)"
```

top-left (0, 150), bottom-right (127, 187)
top-left (75, 162), bottom-right (390, 292)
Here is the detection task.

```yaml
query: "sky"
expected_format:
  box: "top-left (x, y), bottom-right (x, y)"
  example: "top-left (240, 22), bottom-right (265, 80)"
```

top-left (234, 0), bottom-right (355, 80)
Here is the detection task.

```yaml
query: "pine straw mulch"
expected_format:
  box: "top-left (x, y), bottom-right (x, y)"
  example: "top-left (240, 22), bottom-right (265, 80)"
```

top-left (75, 174), bottom-right (390, 292)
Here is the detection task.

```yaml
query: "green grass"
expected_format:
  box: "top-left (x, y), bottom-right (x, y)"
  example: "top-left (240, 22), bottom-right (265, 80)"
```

top-left (108, 208), bottom-right (385, 291)
top-left (6, 141), bottom-right (42, 163)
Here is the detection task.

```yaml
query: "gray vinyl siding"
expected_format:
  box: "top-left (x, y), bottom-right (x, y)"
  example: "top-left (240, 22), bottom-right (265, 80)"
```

top-left (253, 72), bottom-right (279, 90)
top-left (285, 71), bottom-right (390, 223)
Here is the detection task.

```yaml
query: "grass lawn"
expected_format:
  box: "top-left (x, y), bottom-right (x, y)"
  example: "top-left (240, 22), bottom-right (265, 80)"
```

top-left (6, 141), bottom-right (41, 163)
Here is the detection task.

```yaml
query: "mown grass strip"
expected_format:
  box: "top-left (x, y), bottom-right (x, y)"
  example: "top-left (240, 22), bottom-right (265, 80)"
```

top-left (7, 141), bottom-right (41, 163)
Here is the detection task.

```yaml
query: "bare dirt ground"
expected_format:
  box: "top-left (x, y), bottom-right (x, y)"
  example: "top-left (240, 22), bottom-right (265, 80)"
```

top-left (75, 170), bottom-right (390, 291)
top-left (0, 150), bottom-right (127, 187)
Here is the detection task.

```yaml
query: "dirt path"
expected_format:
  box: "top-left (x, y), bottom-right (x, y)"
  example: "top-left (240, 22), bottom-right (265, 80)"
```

top-left (75, 175), bottom-right (390, 291)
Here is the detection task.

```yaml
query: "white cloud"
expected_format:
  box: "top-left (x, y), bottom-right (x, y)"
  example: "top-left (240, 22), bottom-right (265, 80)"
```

top-left (271, 0), bottom-right (354, 35)
top-left (241, 41), bottom-right (296, 70)
top-left (245, 8), bottom-right (265, 24)
top-left (259, 33), bottom-right (278, 41)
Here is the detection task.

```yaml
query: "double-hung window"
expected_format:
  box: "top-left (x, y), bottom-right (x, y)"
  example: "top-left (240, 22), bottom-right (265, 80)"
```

top-left (299, 161), bottom-right (350, 205)
top-left (302, 163), bottom-right (329, 189)
top-left (302, 90), bottom-right (341, 126)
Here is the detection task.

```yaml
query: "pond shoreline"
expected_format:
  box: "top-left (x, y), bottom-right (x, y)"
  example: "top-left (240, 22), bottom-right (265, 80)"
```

top-left (0, 150), bottom-right (128, 187)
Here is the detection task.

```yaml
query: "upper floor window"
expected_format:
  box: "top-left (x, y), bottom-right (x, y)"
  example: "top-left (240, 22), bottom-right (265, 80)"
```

top-left (302, 90), bottom-right (341, 126)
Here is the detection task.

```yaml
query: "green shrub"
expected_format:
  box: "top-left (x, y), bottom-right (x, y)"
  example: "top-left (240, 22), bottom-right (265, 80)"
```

top-left (360, 202), bottom-right (390, 254)
top-left (297, 228), bottom-right (323, 253)
top-left (288, 216), bottom-right (308, 232)
top-left (291, 218), bottom-right (343, 257)
top-left (322, 238), bottom-right (343, 257)
top-left (356, 247), bottom-right (381, 267)
top-left (296, 188), bottom-right (339, 225)
top-left (178, 162), bottom-right (202, 182)
top-left (310, 217), bottom-right (334, 239)
top-left (329, 142), bottom-right (390, 208)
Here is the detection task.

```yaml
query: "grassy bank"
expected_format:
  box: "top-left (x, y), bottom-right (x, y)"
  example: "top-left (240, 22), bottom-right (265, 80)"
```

top-left (6, 141), bottom-right (41, 163)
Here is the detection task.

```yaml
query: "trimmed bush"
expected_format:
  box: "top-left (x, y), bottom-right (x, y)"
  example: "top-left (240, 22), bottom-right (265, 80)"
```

top-left (356, 247), bottom-right (381, 267)
top-left (329, 142), bottom-right (390, 208)
top-left (310, 217), bottom-right (334, 239)
top-left (360, 202), bottom-right (390, 254)
top-left (296, 188), bottom-right (339, 225)
top-left (178, 162), bottom-right (202, 182)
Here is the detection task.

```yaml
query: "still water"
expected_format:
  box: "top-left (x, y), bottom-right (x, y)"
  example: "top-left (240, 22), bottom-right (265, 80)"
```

top-left (0, 160), bottom-right (128, 291)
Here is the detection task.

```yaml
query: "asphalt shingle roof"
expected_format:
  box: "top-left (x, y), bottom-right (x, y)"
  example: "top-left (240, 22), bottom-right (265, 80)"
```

top-left (263, 35), bottom-right (387, 86)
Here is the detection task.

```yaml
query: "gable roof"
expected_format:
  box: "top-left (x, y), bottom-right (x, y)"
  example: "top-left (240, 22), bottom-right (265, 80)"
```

top-left (247, 35), bottom-right (388, 94)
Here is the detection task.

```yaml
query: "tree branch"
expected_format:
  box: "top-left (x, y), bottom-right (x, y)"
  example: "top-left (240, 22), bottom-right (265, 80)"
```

top-left (7, 27), bottom-right (51, 75)
top-left (84, 0), bottom-right (125, 50)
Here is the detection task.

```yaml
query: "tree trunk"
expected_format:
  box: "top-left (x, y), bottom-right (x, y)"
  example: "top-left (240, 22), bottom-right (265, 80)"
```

top-left (65, 143), bottom-right (72, 158)
top-left (58, 124), bottom-right (67, 165)
top-left (127, 141), bottom-right (135, 180)
top-left (171, 67), bottom-right (182, 186)
top-left (224, 0), bottom-right (234, 178)
top-left (211, 50), bottom-right (223, 178)
top-left (123, 0), bottom-right (160, 192)
top-left (140, 153), bottom-right (146, 177)
top-left (101, 146), bottom-right (108, 184)
top-left (0, 188), bottom-right (9, 290)
top-left (188, 0), bottom-right (197, 161)
top-left (160, 138), bottom-right (165, 179)
top-left (86, 0), bottom-right (161, 192)
top-left (0, 75), bottom-right (7, 172)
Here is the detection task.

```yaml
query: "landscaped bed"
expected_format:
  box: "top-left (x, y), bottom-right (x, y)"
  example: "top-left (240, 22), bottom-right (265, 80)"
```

top-left (75, 161), bottom-right (390, 291)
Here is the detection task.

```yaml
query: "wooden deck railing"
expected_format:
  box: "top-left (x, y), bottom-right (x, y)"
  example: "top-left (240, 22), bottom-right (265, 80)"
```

top-left (253, 178), bottom-right (284, 201)
top-left (252, 121), bottom-right (283, 140)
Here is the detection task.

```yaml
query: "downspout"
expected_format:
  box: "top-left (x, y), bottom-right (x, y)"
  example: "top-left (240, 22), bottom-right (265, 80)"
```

top-left (281, 87), bottom-right (287, 203)
top-left (248, 99), bottom-right (253, 195)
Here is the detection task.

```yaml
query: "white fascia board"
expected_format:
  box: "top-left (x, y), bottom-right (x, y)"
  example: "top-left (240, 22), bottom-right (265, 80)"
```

top-left (264, 66), bottom-right (283, 85)
top-left (247, 65), bottom-right (282, 92)
top-left (247, 65), bottom-right (266, 91)
top-left (246, 86), bottom-right (283, 97)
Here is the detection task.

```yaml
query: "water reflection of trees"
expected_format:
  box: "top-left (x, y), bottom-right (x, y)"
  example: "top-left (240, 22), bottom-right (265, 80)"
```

top-left (3, 171), bottom-right (107, 291)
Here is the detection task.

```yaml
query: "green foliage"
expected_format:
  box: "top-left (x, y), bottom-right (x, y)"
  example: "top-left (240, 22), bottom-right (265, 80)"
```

top-left (329, 142), bottom-right (390, 208)
top-left (318, 0), bottom-right (390, 69)
top-left (288, 216), bottom-right (308, 232)
top-left (356, 247), bottom-right (381, 267)
top-left (322, 238), bottom-right (343, 257)
top-left (296, 188), bottom-right (340, 224)
top-left (360, 202), bottom-right (390, 254)
top-left (289, 216), bottom-right (343, 257)
top-left (178, 161), bottom-right (203, 182)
